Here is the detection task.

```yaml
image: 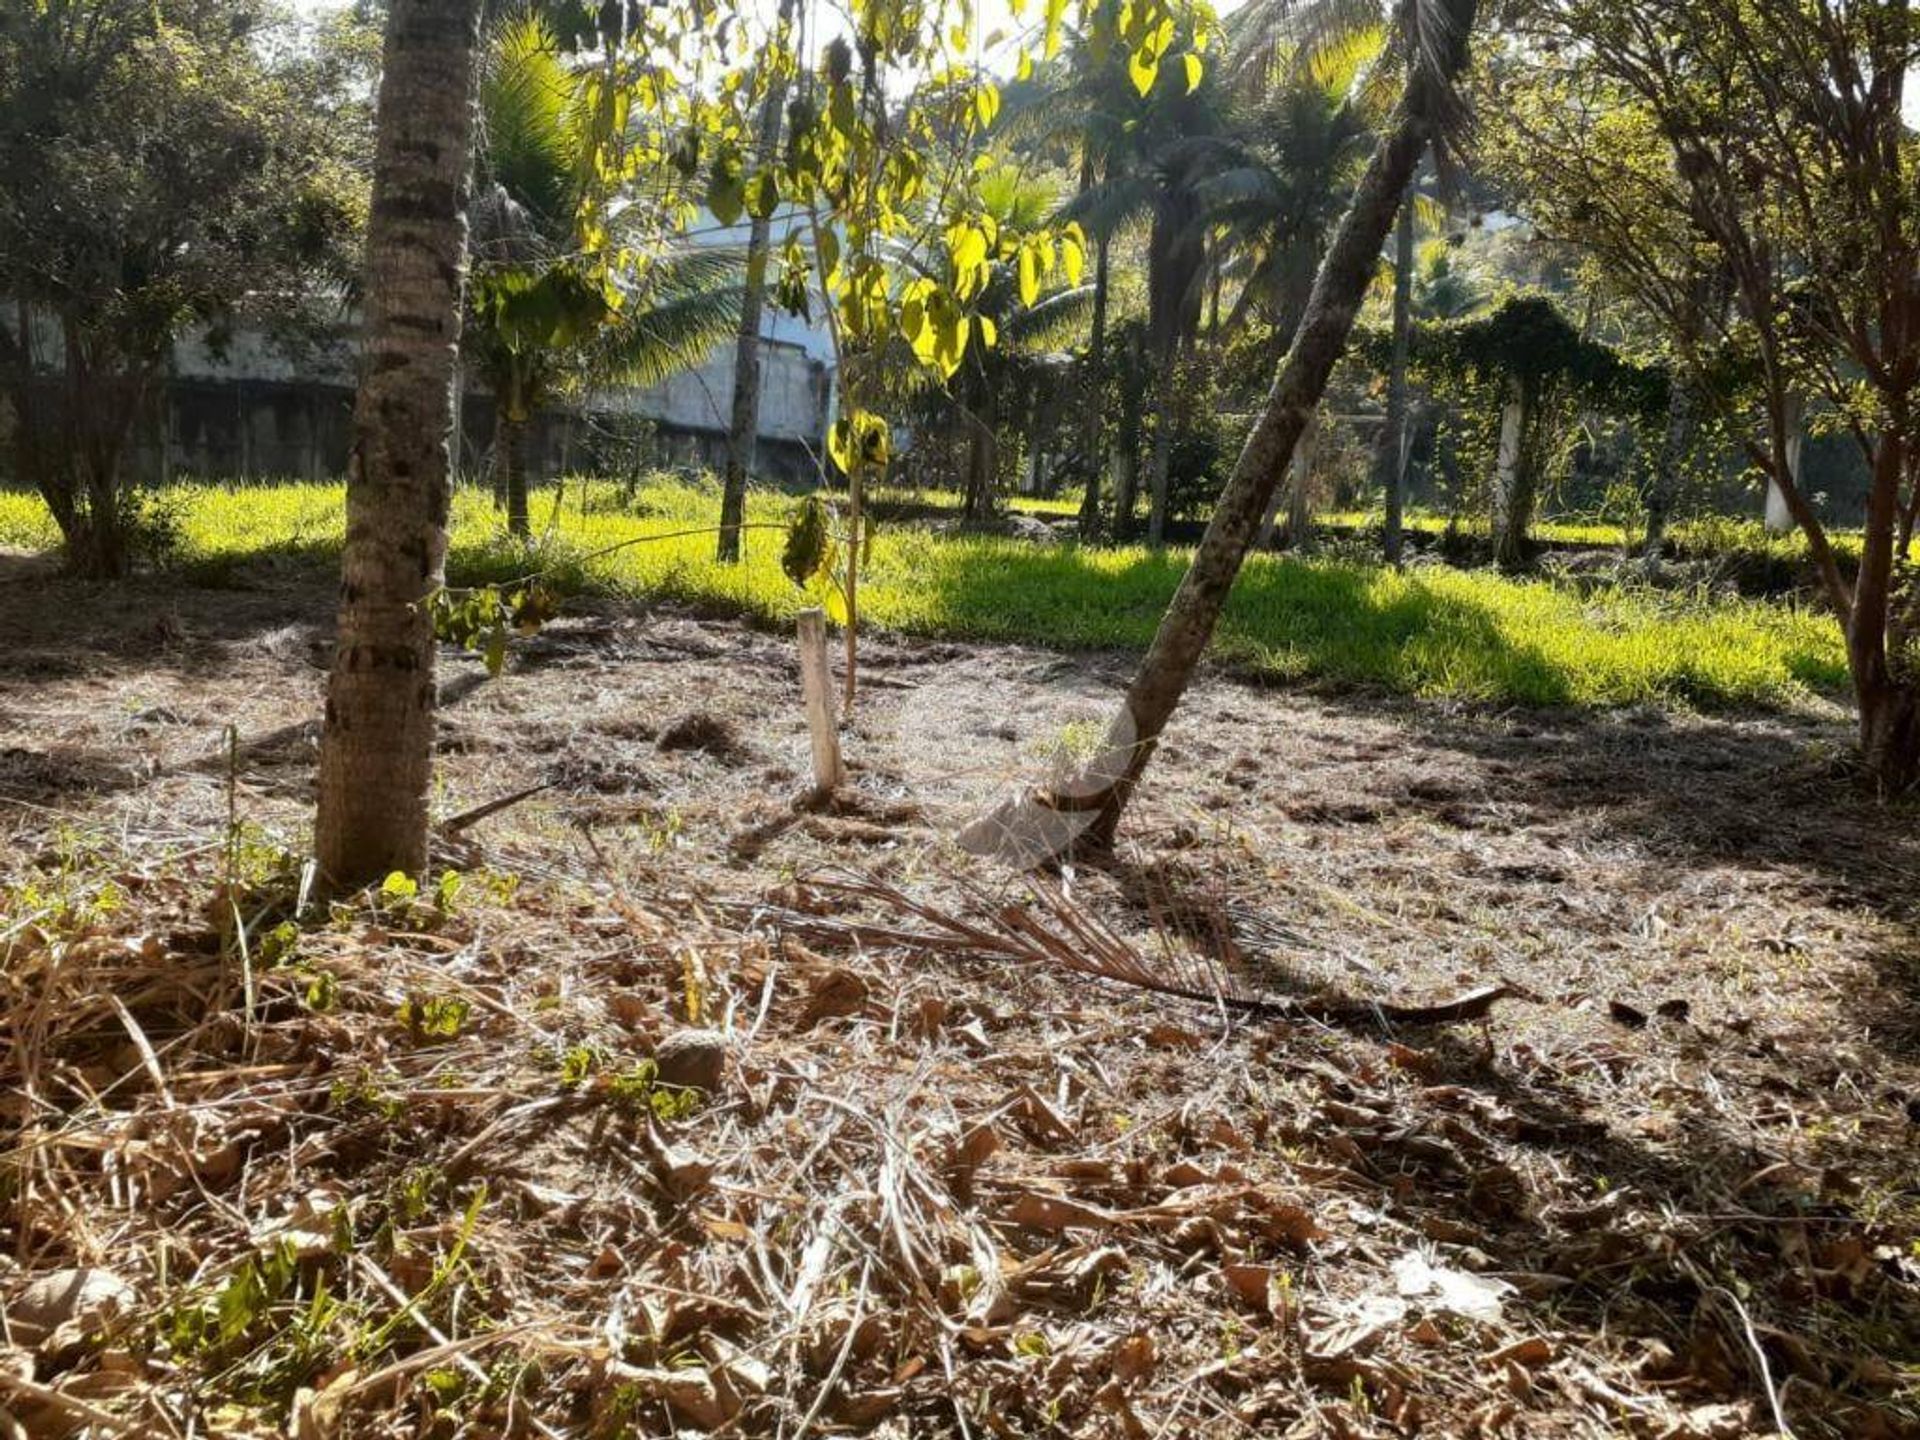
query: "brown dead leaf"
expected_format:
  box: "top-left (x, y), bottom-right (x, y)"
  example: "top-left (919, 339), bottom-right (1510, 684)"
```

top-left (1145, 1023), bottom-right (1201, 1050)
top-left (946, 1120), bottom-right (1000, 1197)
top-left (292, 1367), bottom-right (358, 1440)
top-left (8, 1268), bottom-right (136, 1351)
top-left (1387, 1042), bottom-right (1441, 1079)
top-left (640, 1120), bottom-right (717, 1200)
top-left (832, 1389), bottom-right (902, 1425)
top-left (251, 1189), bottom-right (345, 1261)
top-left (1003, 1190), bottom-right (1120, 1233)
top-left (908, 995), bottom-right (948, 1037)
top-left (1010, 1084), bottom-right (1076, 1147)
top-left (1006, 1245), bottom-right (1125, 1308)
top-left (801, 966), bottom-right (870, 1026)
top-left (1109, 1331), bottom-right (1156, 1384)
top-left (1309, 1294), bottom-right (1408, 1361)
top-left (1485, 1335), bottom-right (1553, 1370)
top-left (611, 1365), bottom-right (735, 1429)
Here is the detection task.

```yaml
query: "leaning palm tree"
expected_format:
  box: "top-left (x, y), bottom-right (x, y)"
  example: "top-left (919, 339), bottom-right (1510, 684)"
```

top-left (468, 12), bottom-right (744, 535)
top-left (967, 0), bottom-right (1479, 862)
top-left (315, 0), bottom-right (485, 888)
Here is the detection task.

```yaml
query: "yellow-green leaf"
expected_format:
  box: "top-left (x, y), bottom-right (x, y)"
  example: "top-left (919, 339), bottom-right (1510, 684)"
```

top-left (1059, 223), bottom-right (1086, 285)
top-left (974, 82), bottom-right (1000, 129)
top-left (1128, 48), bottom-right (1159, 97)
top-left (1018, 245), bottom-right (1040, 307)
top-left (1183, 54), bottom-right (1203, 94)
top-left (1044, 0), bottom-right (1067, 58)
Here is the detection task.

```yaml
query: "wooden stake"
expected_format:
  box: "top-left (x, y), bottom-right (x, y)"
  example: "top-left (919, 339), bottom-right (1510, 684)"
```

top-left (796, 607), bottom-right (844, 794)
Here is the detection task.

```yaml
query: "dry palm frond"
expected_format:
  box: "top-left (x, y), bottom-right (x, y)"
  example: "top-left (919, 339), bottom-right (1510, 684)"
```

top-left (765, 872), bottom-right (1512, 1028)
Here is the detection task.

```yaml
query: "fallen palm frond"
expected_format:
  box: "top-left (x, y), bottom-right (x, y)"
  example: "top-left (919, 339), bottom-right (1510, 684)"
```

top-left (756, 872), bottom-right (1514, 1028)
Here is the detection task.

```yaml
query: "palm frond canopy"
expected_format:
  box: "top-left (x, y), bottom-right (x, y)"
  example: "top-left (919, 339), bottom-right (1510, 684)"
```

top-left (590, 282), bottom-right (746, 389)
top-left (477, 12), bottom-right (583, 245)
top-left (1001, 283), bottom-right (1097, 351)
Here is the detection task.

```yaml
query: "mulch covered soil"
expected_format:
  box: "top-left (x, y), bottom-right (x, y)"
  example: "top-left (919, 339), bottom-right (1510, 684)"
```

top-left (2, 564), bottom-right (1917, 1438)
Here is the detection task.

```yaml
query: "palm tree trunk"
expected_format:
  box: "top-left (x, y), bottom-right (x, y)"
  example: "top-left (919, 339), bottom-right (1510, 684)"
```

top-left (1146, 342), bottom-right (1176, 547)
top-left (1380, 190), bottom-right (1414, 564)
top-left (1077, 232), bottom-right (1113, 536)
top-left (502, 404), bottom-right (530, 539)
top-left (314, 0), bottom-right (482, 890)
top-left (717, 0), bottom-right (794, 564)
top-left (1032, 42), bottom-right (1470, 854)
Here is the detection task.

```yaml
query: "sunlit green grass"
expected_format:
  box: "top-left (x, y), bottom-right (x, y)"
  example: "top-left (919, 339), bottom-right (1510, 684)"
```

top-left (0, 477), bottom-right (1849, 711)
top-left (1320, 505), bottom-right (1866, 563)
top-left (865, 483), bottom-right (1083, 517)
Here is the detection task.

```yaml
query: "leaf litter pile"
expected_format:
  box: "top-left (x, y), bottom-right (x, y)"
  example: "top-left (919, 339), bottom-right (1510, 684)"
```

top-left (2, 582), bottom-right (1920, 1438)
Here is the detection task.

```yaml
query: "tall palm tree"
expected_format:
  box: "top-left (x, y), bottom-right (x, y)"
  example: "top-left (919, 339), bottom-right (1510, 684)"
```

top-left (972, 0), bottom-right (1480, 860)
top-left (1003, 35), bottom-right (1159, 537)
top-left (315, 0), bottom-right (484, 888)
top-left (1063, 74), bottom-right (1224, 544)
top-left (1199, 40), bottom-right (1380, 343)
top-left (468, 12), bottom-right (743, 536)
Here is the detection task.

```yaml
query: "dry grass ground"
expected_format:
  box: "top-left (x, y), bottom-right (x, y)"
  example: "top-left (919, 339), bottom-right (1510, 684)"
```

top-left (2, 562), bottom-right (1917, 1438)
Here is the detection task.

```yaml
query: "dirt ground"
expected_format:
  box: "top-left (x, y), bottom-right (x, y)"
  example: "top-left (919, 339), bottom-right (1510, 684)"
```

top-left (3, 561), bottom-right (1918, 1438)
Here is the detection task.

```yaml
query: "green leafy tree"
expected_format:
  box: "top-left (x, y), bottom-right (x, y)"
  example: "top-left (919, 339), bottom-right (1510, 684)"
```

top-left (925, 168), bottom-right (1095, 518)
top-left (1062, 13), bottom-right (1221, 543)
top-left (0, 0), bottom-right (364, 576)
top-left (315, 0), bottom-right (1185, 877)
top-left (1002, 29), bottom-right (1178, 535)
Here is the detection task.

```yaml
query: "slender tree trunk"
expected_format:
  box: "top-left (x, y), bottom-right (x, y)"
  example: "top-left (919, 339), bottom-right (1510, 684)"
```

top-left (1765, 394), bottom-right (1804, 533)
top-left (501, 407), bottom-right (530, 539)
top-left (1492, 376), bottom-right (1543, 571)
top-left (1288, 412), bottom-right (1319, 552)
top-left (1641, 374), bottom-right (1695, 561)
top-left (1259, 410), bottom-right (1319, 550)
top-left (1379, 190), bottom-right (1414, 565)
top-left (1023, 57), bottom-right (1464, 854)
top-left (1076, 232), bottom-right (1112, 537)
top-left (1852, 429), bottom-right (1917, 789)
top-left (1112, 446), bottom-right (1139, 539)
top-left (314, 0), bottom-right (482, 889)
top-left (1146, 343), bottom-right (1176, 546)
top-left (963, 400), bottom-right (998, 520)
top-left (717, 0), bottom-right (794, 564)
